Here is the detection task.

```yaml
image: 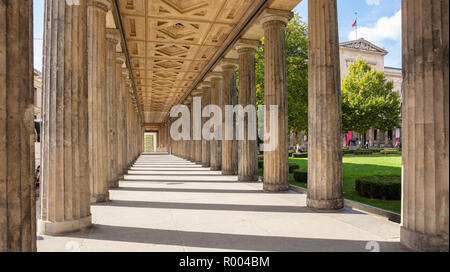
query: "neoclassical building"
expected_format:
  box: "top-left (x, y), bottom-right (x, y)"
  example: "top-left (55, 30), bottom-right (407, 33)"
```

top-left (340, 38), bottom-right (403, 148)
top-left (0, 0), bottom-right (448, 252)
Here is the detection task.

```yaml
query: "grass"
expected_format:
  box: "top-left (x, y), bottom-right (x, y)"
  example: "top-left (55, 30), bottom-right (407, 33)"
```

top-left (259, 154), bottom-right (402, 213)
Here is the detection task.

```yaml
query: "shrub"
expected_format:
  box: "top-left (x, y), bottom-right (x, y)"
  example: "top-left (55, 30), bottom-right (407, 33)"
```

top-left (380, 148), bottom-right (401, 155)
top-left (354, 149), bottom-right (374, 155)
top-left (293, 153), bottom-right (308, 158)
top-left (257, 154), bottom-right (264, 161)
top-left (343, 149), bottom-right (355, 155)
top-left (355, 175), bottom-right (401, 200)
top-left (289, 163), bottom-right (300, 173)
top-left (258, 160), bottom-right (264, 169)
top-left (293, 170), bottom-right (308, 183)
top-left (288, 150), bottom-right (295, 156)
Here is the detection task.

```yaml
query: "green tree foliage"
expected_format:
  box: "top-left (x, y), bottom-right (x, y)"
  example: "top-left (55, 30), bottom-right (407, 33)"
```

top-left (255, 14), bottom-right (309, 134)
top-left (341, 59), bottom-right (401, 136)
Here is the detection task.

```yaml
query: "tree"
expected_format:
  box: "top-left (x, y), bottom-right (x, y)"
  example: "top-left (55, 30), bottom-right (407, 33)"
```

top-left (255, 14), bottom-right (309, 138)
top-left (341, 59), bottom-right (401, 142)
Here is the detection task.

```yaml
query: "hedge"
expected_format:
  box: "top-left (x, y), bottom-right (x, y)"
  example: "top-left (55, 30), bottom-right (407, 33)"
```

top-left (258, 160), bottom-right (264, 169)
top-left (292, 153), bottom-right (308, 158)
top-left (380, 148), bottom-right (401, 154)
top-left (354, 149), bottom-right (374, 155)
top-left (289, 163), bottom-right (300, 173)
top-left (355, 175), bottom-right (401, 200)
top-left (293, 170), bottom-right (308, 183)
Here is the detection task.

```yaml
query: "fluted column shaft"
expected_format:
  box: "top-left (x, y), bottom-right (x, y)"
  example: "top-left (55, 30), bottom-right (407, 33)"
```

top-left (121, 72), bottom-right (129, 172)
top-left (0, 0), bottom-right (35, 251)
top-left (106, 29), bottom-right (119, 188)
top-left (261, 10), bottom-right (291, 191)
top-left (39, 0), bottom-right (91, 236)
top-left (221, 64), bottom-right (238, 175)
top-left (306, 1), bottom-right (343, 209)
top-left (189, 102), bottom-right (195, 162)
top-left (401, 0), bottom-right (449, 252)
top-left (201, 85), bottom-right (211, 167)
top-left (194, 94), bottom-right (203, 164)
top-left (116, 57), bottom-right (124, 176)
top-left (237, 43), bottom-right (259, 182)
top-left (210, 77), bottom-right (223, 171)
top-left (87, 0), bottom-right (110, 203)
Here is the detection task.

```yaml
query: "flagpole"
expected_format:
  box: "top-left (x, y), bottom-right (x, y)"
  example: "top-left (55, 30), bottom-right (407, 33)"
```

top-left (355, 12), bottom-right (358, 40)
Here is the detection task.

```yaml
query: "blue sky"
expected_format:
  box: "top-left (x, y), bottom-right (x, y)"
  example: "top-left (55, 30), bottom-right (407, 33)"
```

top-left (33, 0), bottom-right (402, 71)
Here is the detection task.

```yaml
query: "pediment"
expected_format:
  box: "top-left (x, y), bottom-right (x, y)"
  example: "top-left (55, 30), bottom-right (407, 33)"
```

top-left (340, 38), bottom-right (388, 55)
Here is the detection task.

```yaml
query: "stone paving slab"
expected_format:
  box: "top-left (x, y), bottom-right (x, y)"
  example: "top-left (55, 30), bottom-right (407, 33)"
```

top-left (37, 154), bottom-right (406, 252)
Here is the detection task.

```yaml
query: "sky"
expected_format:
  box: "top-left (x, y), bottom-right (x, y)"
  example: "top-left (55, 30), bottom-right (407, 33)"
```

top-left (33, 0), bottom-right (402, 72)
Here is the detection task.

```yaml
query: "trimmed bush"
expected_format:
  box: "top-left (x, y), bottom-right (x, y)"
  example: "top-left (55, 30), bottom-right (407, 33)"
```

top-left (258, 160), bottom-right (264, 169)
top-left (257, 154), bottom-right (264, 161)
top-left (293, 170), bottom-right (308, 183)
top-left (343, 149), bottom-right (355, 155)
top-left (289, 163), bottom-right (300, 173)
top-left (380, 148), bottom-right (401, 155)
top-left (354, 149), bottom-right (374, 155)
top-left (355, 175), bottom-right (401, 200)
top-left (292, 153), bottom-right (308, 158)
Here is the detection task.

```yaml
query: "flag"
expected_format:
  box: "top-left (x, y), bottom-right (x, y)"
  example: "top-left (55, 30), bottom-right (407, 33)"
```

top-left (352, 18), bottom-right (357, 27)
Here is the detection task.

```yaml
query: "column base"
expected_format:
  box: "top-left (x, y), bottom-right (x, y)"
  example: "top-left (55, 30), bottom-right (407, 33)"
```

top-left (110, 180), bottom-right (119, 189)
top-left (38, 215), bottom-right (92, 235)
top-left (195, 160), bottom-right (203, 165)
top-left (91, 193), bottom-right (110, 204)
top-left (238, 175), bottom-right (259, 182)
top-left (307, 197), bottom-right (344, 210)
top-left (202, 163), bottom-right (210, 168)
top-left (263, 183), bottom-right (289, 192)
top-left (210, 165), bottom-right (221, 171)
top-left (401, 226), bottom-right (449, 252)
top-left (222, 170), bottom-right (235, 176)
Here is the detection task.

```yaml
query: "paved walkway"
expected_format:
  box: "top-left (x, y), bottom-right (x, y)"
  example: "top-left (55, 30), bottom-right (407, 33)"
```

top-left (37, 153), bottom-right (405, 252)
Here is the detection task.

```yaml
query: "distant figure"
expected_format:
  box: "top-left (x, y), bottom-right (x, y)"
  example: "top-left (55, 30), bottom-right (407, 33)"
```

top-left (365, 141), bottom-right (369, 149)
top-left (296, 144), bottom-right (302, 153)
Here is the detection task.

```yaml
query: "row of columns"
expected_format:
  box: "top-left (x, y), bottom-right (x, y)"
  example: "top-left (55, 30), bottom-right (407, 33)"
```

top-left (0, 0), bottom-right (447, 252)
top-left (37, 0), bottom-right (143, 235)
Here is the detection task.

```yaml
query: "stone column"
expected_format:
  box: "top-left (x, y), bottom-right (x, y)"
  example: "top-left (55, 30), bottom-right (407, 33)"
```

top-left (200, 83), bottom-right (211, 167)
top-left (379, 130), bottom-right (385, 147)
top-left (106, 29), bottom-right (119, 188)
top-left (193, 91), bottom-right (203, 165)
top-left (189, 99), bottom-right (195, 162)
top-left (306, 0), bottom-right (343, 209)
top-left (116, 54), bottom-right (125, 176)
top-left (87, 0), bottom-right (110, 203)
top-left (385, 131), bottom-right (390, 147)
top-left (38, 0), bottom-right (91, 236)
top-left (121, 70), bottom-right (129, 172)
top-left (401, 0), bottom-right (449, 252)
top-left (236, 39), bottom-right (260, 182)
top-left (0, 0), bottom-right (35, 251)
top-left (209, 75), bottom-right (223, 171)
top-left (221, 61), bottom-right (238, 175)
top-left (260, 9), bottom-right (292, 191)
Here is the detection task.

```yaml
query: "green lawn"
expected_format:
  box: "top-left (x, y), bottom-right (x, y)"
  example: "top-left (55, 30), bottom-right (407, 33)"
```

top-left (259, 154), bottom-right (402, 213)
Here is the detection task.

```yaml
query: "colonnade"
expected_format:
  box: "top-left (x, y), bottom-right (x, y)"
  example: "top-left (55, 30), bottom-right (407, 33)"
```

top-left (0, 0), bottom-right (448, 252)
top-left (37, 0), bottom-right (142, 235)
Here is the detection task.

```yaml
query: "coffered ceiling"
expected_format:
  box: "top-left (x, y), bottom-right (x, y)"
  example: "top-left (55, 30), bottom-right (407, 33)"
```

top-left (117, 0), bottom-right (301, 124)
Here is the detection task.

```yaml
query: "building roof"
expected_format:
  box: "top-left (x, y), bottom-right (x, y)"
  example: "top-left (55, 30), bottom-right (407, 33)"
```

top-left (339, 38), bottom-right (388, 56)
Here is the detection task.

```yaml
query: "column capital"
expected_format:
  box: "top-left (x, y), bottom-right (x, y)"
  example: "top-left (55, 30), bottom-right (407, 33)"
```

top-left (106, 28), bottom-right (120, 45)
top-left (191, 88), bottom-right (203, 97)
top-left (199, 81), bottom-right (212, 89)
top-left (235, 39), bottom-right (260, 53)
top-left (221, 58), bottom-right (238, 70)
top-left (116, 53), bottom-right (126, 65)
top-left (259, 8), bottom-right (293, 27)
top-left (205, 72), bottom-right (223, 81)
top-left (87, 0), bottom-right (112, 12)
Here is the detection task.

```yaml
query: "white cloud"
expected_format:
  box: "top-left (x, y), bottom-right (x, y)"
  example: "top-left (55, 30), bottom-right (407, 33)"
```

top-left (348, 10), bottom-right (401, 44)
top-left (366, 0), bottom-right (381, 6)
